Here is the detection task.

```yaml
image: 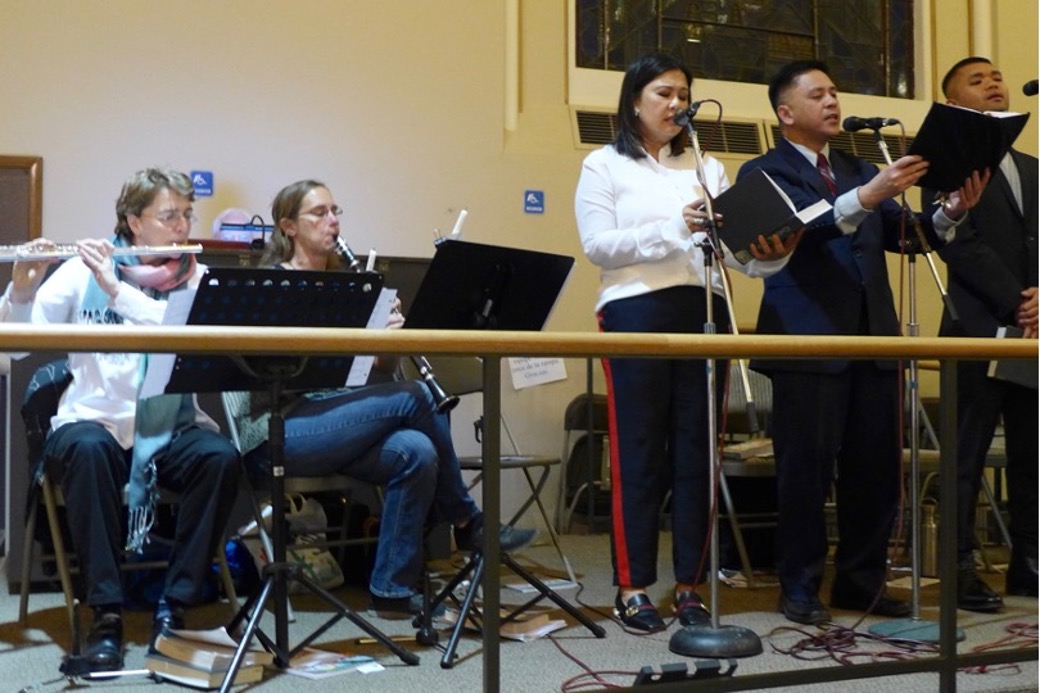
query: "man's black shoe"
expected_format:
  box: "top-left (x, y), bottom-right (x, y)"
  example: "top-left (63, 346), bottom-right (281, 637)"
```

top-left (778, 594), bottom-right (831, 625)
top-left (150, 597), bottom-right (186, 652)
top-left (84, 609), bottom-right (124, 673)
top-left (830, 589), bottom-right (911, 618)
top-left (1006, 553), bottom-right (1038, 597)
top-left (454, 512), bottom-right (536, 553)
top-left (957, 559), bottom-right (1004, 613)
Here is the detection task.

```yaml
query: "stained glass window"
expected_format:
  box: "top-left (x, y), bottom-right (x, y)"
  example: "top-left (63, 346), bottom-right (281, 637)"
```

top-left (576, 0), bottom-right (914, 98)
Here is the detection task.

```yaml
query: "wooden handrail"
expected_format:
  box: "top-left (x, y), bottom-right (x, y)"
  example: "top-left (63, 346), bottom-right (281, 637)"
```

top-left (0, 324), bottom-right (1034, 360)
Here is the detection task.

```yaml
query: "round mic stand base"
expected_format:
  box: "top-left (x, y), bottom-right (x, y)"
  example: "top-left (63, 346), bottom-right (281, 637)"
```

top-left (868, 617), bottom-right (965, 644)
top-left (668, 624), bottom-right (763, 658)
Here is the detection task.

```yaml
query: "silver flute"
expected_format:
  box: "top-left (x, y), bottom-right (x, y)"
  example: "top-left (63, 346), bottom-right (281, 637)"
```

top-left (0, 243), bottom-right (203, 262)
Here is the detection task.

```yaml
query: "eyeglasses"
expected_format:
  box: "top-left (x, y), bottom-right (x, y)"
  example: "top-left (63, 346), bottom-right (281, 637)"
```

top-left (299, 205), bottom-right (343, 220)
top-left (143, 209), bottom-right (197, 227)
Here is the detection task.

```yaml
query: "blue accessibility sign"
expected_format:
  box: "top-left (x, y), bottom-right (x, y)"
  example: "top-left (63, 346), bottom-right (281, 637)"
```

top-left (524, 189), bottom-right (544, 214)
top-left (190, 171), bottom-right (214, 197)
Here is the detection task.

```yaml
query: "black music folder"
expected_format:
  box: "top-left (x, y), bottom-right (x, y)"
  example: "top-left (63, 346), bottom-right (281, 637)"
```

top-left (987, 326), bottom-right (1038, 390)
top-left (714, 167), bottom-right (831, 264)
top-left (908, 102), bottom-right (1029, 192)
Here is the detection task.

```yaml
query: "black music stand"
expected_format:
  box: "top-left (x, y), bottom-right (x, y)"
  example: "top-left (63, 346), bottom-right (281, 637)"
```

top-left (404, 239), bottom-right (575, 331)
top-left (404, 241), bottom-right (604, 667)
top-left (159, 267), bottom-right (420, 691)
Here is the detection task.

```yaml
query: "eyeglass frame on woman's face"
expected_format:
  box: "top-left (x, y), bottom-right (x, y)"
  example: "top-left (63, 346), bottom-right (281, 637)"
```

top-left (141, 208), bottom-right (197, 228)
top-left (298, 205), bottom-right (343, 220)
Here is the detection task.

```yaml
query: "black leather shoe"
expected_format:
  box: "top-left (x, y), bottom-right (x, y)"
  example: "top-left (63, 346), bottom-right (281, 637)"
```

top-left (454, 512), bottom-right (536, 553)
top-left (150, 597), bottom-right (186, 652)
top-left (830, 590), bottom-right (911, 618)
top-left (957, 559), bottom-right (1004, 613)
top-left (614, 592), bottom-right (665, 632)
top-left (778, 594), bottom-right (831, 625)
top-left (674, 590), bottom-right (711, 626)
top-left (85, 609), bottom-right (124, 673)
top-left (1006, 553), bottom-right (1039, 597)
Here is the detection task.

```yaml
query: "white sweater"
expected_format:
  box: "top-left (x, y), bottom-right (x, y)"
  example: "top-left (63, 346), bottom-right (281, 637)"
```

top-left (2, 258), bottom-right (218, 448)
top-left (575, 144), bottom-right (789, 313)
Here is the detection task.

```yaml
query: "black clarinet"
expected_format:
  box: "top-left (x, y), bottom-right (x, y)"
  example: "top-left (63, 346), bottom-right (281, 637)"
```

top-left (334, 237), bottom-right (459, 413)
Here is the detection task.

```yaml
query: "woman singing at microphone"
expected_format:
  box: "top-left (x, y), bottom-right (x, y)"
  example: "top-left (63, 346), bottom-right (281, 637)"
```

top-left (232, 179), bottom-right (535, 618)
top-left (574, 53), bottom-right (799, 632)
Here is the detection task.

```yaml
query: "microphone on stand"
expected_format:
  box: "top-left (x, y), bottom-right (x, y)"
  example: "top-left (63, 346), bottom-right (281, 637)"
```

top-left (1023, 80), bottom-right (1038, 96)
top-left (842, 116), bottom-right (901, 132)
top-left (672, 100), bottom-right (710, 127)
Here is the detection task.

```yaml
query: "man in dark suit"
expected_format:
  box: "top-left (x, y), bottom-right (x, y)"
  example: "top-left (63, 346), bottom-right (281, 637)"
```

top-left (926, 57), bottom-right (1038, 611)
top-left (737, 60), bottom-right (987, 624)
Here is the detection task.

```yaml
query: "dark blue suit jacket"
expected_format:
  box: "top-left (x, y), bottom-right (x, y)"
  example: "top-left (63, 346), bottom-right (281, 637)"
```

top-left (738, 139), bottom-right (936, 374)
top-left (926, 149), bottom-right (1038, 338)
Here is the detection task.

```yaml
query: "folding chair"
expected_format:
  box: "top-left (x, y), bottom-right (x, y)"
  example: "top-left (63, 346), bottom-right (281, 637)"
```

top-left (18, 359), bottom-right (239, 635)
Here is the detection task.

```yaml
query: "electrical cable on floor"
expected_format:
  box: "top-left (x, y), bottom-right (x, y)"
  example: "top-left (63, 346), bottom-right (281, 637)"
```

top-left (552, 631), bottom-right (644, 692)
top-left (767, 622), bottom-right (939, 666)
top-left (549, 578), bottom-right (675, 690)
top-left (959, 621), bottom-right (1039, 675)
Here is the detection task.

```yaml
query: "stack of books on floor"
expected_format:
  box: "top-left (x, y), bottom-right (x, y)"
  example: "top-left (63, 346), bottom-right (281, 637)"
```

top-left (145, 627), bottom-right (274, 689)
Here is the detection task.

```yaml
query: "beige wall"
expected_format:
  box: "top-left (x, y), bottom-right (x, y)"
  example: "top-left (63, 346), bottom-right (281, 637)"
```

top-left (2, 1), bottom-right (1036, 528)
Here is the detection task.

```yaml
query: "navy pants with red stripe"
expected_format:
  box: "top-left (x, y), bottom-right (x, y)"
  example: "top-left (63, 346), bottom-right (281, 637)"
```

top-left (598, 285), bottom-right (729, 589)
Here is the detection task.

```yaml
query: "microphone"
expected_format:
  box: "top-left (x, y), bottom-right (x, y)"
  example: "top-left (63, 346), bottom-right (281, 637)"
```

top-left (672, 100), bottom-right (709, 126)
top-left (1023, 80), bottom-right (1038, 96)
top-left (842, 116), bottom-right (900, 132)
top-left (333, 236), bottom-right (362, 271)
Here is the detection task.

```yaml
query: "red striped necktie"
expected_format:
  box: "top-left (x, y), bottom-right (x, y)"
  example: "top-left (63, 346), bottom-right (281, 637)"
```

top-left (816, 152), bottom-right (838, 196)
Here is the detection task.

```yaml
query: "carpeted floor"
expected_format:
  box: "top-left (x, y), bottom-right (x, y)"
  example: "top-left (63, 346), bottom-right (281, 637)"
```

top-left (1, 532), bottom-right (1036, 693)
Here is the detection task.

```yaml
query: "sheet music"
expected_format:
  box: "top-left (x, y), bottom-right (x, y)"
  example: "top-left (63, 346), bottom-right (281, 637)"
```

top-left (345, 287), bottom-right (398, 387)
top-left (140, 288), bottom-right (196, 398)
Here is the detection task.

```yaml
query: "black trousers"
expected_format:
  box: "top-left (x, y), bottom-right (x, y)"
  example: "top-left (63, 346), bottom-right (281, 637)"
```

top-left (769, 364), bottom-right (901, 603)
top-left (598, 285), bottom-right (729, 589)
top-left (955, 360), bottom-right (1039, 561)
top-left (43, 422), bottom-right (240, 608)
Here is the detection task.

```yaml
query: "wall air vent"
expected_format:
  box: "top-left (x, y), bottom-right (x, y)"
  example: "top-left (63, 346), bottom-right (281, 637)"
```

top-left (573, 109), bottom-right (765, 156)
top-left (575, 110), bottom-right (617, 146)
top-left (767, 125), bottom-right (914, 165)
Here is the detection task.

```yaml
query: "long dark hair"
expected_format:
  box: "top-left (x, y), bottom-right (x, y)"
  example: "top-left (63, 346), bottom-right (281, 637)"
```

top-left (614, 52), bottom-right (692, 160)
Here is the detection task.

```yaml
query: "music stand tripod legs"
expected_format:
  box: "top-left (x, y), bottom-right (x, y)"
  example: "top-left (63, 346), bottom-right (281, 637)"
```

top-left (415, 549), bottom-right (605, 669)
top-left (219, 358), bottom-right (419, 692)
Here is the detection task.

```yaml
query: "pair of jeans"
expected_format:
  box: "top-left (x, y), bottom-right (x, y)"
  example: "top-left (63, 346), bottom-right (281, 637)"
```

top-left (247, 380), bottom-right (479, 599)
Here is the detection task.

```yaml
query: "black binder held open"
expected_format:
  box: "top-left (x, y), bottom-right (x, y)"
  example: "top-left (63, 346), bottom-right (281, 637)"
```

top-left (908, 102), bottom-right (1030, 192)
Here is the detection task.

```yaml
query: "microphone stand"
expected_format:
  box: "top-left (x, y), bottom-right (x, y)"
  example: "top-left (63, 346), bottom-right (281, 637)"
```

top-left (864, 129), bottom-right (965, 643)
top-left (669, 114), bottom-right (762, 659)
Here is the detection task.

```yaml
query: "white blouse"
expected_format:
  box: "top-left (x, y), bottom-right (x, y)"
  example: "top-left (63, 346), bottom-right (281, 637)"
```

top-left (575, 143), bottom-right (788, 312)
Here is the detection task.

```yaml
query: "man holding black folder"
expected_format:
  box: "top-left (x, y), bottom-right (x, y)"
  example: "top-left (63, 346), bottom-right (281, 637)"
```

top-left (925, 57), bottom-right (1038, 611)
top-left (737, 60), bottom-right (988, 625)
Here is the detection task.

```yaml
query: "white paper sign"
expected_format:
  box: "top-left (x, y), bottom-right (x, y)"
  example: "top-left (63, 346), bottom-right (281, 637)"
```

top-left (508, 357), bottom-right (567, 390)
